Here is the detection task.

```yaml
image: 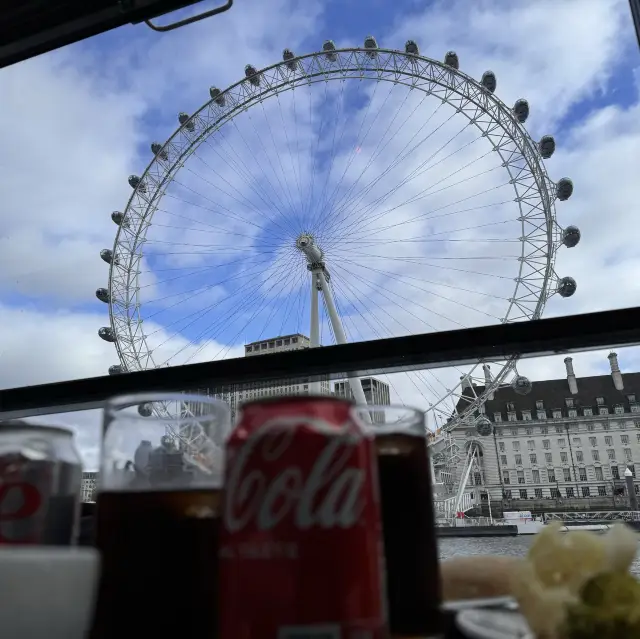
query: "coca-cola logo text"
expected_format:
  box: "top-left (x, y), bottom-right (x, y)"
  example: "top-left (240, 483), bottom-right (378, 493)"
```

top-left (0, 481), bottom-right (42, 543)
top-left (224, 417), bottom-right (365, 533)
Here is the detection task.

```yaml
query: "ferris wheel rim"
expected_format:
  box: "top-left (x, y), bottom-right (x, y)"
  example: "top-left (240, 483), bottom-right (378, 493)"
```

top-left (105, 42), bottom-right (566, 425)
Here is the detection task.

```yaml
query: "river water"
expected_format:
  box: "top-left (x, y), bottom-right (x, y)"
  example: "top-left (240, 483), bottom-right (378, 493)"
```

top-left (438, 537), bottom-right (640, 576)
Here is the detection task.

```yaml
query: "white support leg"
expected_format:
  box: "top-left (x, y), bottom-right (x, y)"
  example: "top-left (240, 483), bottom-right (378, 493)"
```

top-left (317, 271), bottom-right (368, 406)
top-left (309, 273), bottom-right (322, 395)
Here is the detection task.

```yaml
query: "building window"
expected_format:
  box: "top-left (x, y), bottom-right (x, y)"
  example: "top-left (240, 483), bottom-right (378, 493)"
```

top-left (507, 402), bottom-right (515, 411)
top-left (545, 453), bottom-right (553, 464)
top-left (632, 405), bottom-right (640, 414)
top-left (513, 441), bottom-right (520, 451)
top-left (292, 337), bottom-right (298, 343)
top-left (268, 342), bottom-right (275, 348)
top-left (537, 410), bottom-right (547, 420)
top-left (543, 439), bottom-right (550, 449)
top-left (553, 410), bottom-right (562, 419)
top-left (603, 423), bottom-right (611, 430)
top-left (592, 450), bottom-right (600, 462)
top-left (605, 436), bottom-right (613, 446)
top-left (508, 413), bottom-right (517, 422)
top-left (558, 438), bottom-right (566, 447)
top-left (515, 454), bottom-right (523, 465)
top-left (590, 437), bottom-right (598, 447)
top-left (612, 466), bottom-right (620, 479)
top-left (629, 465), bottom-right (636, 478)
top-left (527, 440), bottom-right (535, 450)
top-left (504, 489), bottom-right (512, 499)
top-left (599, 407), bottom-right (609, 416)
top-left (584, 408), bottom-right (593, 417)
top-left (555, 426), bottom-right (564, 434)
top-left (536, 400), bottom-right (544, 410)
top-left (595, 467), bottom-right (604, 481)
top-left (607, 449), bottom-right (616, 460)
top-left (565, 398), bottom-right (574, 408)
top-left (624, 448), bottom-right (633, 462)
top-left (535, 488), bottom-right (543, 498)
top-left (548, 470), bottom-right (556, 482)
top-left (587, 424), bottom-right (594, 431)
top-left (519, 489), bottom-right (528, 499)
top-left (582, 486), bottom-right (591, 497)
top-left (596, 397), bottom-right (604, 405)
top-left (579, 468), bottom-right (587, 481)
top-left (563, 468), bottom-right (571, 481)
top-left (560, 452), bottom-right (568, 463)
top-left (540, 426), bottom-right (549, 434)
top-left (566, 487), bottom-right (574, 498)
top-left (576, 451), bottom-right (584, 462)
top-left (246, 345), bottom-right (252, 352)
top-left (501, 455), bottom-right (508, 466)
top-left (637, 433), bottom-right (640, 444)
top-left (284, 338), bottom-right (290, 345)
top-left (522, 411), bottom-right (532, 421)
top-left (616, 421), bottom-right (624, 429)
top-left (530, 454), bottom-right (537, 465)
top-left (261, 343), bottom-right (268, 350)
top-left (532, 470), bottom-right (540, 483)
top-left (615, 405), bottom-right (624, 415)
top-left (502, 471), bottom-right (510, 484)
top-left (525, 428), bottom-right (533, 435)
top-left (499, 442), bottom-right (505, 452)
top-left (510, 428), bottom-right (518, 436)
top-left (629, 394), bottom-right (636, 403)
top-left (573, 437), bottom-right (581, 446)
top-left (494, 413), bottom-right (502, 422)
top-left (598, 485), bottom-right (607, 496)
top-left (568, 409), bottom-right (577, 418)
top-left (276, 340), bottom-right (282, 346)
top-left (517, 470), bottom-right (525, 484)
top-left (621, 435), bottom-right (629, 445)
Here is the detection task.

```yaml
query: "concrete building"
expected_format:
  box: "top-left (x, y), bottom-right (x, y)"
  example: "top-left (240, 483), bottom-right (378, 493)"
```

top-left (439, 353), bottom-right (640, 509)
top-left (334, 377), bottom-right (391, 405)
top-left (81, 471), bottom-right (98, 502)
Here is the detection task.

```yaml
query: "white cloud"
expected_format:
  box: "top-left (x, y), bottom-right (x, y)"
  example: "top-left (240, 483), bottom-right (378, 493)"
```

top-left (1, 0), bottom-right (638, 464)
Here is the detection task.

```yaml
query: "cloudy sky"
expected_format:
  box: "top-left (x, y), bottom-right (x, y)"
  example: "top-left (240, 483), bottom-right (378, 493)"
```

top-left (1, 0), bottom-right (639, 468)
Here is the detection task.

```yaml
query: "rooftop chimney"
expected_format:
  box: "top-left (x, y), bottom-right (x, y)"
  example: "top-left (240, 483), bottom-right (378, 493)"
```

top-left (608, 352), bottom-right (624, 391)
top-left (483, 364), bottom-right (494, 400)
top-left (564, 357), bottom-right (578, 394)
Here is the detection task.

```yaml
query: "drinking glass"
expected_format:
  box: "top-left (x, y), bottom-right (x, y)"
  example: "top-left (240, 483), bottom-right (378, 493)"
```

top-left (353, 404), bottom-right (442, 637)
top-left (90, 393), bottom-right (230, 639)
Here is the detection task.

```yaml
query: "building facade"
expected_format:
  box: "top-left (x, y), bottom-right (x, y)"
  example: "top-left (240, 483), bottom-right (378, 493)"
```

top-left (81, 471), bottom-right (98, 502)
top-left (443, 353), bottom-right (640, 504)
top-left (333, 377), bottom-right (391, 406)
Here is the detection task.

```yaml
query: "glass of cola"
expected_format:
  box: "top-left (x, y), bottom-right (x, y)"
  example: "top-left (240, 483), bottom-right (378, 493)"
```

top-left (90, 393), bottom-right (230, 639)
top-left (353, 404), bottom-right (442, 638)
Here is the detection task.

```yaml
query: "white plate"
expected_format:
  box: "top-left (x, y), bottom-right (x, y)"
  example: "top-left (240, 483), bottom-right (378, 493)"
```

top-left (456, 608), bottom-right (534, 639)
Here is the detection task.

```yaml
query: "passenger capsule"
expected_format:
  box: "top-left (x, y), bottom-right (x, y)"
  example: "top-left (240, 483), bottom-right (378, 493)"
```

top-left (100, 249), bottom-right (114, 264)
top-left (283, 48), bottom-right (297, 71)
top-left (323, 40), bottom-right (338, 62)
top-left (95, 288), bottom-right (109, 303)
top-left (556, 177), bottom-right (574, 201)
top-left (481, 70), bottom-right (497, 93)
top-left (178, 112), bottom-right (195, 132)
top-left (111, 211), bottom-right (124, 225)
top-left (405, 40), bottom-right (419, 56)
top-left (209, 87), bottom-right (226, 107)
top-left (444, 51), bottom-right (459, 69)
top-left (557, 276), bottom-right (577, 298)
top-left (98, 327), bottom-right (116, 343)
top-left (562, 225), bottom-right (581, 248)
top-left (513, 99), bottom-right (529, 124)
top-left (244, 64), bottom-right (260, 87)
top-left (138, 403), bottom-right (153, 417)
top-left (151, 142), bottom-right (168, 161)
top-left (108, 364), bottom-right (124, 375)
top-left (128, 175), bottom-right (146, 192)
top-left (476, 416), bottom-right (493, 437)
top-left (538, 135), bottom-right (556, 159)
top-left (511, 375), bottom-right (532, 396)
top-left (364, 35), bottom-right (378, 58)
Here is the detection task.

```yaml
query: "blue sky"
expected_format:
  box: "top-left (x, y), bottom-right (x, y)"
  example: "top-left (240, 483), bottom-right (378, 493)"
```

top-left (1, 0), bottom-right (639, 465)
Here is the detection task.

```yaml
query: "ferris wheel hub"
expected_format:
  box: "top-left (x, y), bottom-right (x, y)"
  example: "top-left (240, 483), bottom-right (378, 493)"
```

top-left (296, 233), bottom-right (324, 264)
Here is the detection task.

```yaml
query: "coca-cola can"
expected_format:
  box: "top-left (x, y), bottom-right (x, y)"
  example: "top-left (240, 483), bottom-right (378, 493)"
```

top-left (0, 420), bottom-right (83, 545)
top-left (219, 396), bottom-right (387, 639)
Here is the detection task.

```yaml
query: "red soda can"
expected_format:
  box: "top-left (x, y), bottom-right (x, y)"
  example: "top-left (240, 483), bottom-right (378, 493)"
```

top-left (219, 396), bottom-right (387, 639)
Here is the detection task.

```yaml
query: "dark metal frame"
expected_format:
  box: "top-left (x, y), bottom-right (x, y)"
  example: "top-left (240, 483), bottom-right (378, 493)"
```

top-left (1, 307), bottom-right (639, 420)
top-left (631, 0), bottom-right (640, 48)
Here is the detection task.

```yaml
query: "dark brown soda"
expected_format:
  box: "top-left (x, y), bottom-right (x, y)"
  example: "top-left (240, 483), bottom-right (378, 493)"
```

top-left (90, 489), bottom-right (220, 638)
top-left (376, 433), bottom-right (442, 637)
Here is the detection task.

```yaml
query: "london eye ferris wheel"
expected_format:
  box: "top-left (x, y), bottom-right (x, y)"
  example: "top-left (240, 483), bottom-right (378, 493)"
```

top-left (96, 37), bottom-right (581, 437)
